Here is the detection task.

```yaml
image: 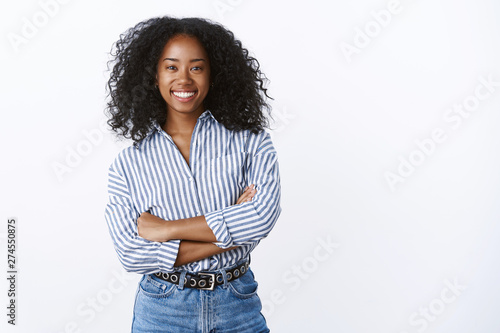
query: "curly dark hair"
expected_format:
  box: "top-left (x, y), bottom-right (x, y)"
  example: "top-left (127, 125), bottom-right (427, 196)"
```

top-left (105, 16), bottom-right (272, 144)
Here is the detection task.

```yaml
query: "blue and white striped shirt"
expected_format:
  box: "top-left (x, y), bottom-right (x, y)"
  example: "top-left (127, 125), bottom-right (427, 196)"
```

top-left (104, 110), bottom-right (281, 274)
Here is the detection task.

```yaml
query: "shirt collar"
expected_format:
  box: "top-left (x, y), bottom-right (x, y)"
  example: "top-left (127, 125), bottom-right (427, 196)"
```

top-left (152, 109), bottom-right (217, 134)
top-left (198, 109), bottom-right (217, 122)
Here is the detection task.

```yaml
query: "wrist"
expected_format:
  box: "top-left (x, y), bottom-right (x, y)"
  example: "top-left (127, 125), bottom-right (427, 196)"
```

top-left (165, 219), bottom-right (179, 241)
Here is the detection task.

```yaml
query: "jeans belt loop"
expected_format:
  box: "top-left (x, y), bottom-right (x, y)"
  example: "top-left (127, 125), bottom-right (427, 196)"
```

top-left (177, 271), bottom-right (187, 290)
top-left (219, 266), bottom-right (229, 288)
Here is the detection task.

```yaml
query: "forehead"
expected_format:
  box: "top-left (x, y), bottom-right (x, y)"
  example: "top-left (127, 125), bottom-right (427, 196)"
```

top-left (160, 34), bottom-right (208, 59)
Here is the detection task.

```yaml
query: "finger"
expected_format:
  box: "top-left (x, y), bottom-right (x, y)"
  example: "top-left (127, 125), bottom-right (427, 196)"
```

top-left (236, 192), bottom-right (250, 204)
top-left (237, 190), bottom-right (257, 204)
top-left (236, 195), bottom-right (245, 205)
top-left (236, 185), bottom-right (257, 204)
top-left (236, 189), bottom-right (253, 204)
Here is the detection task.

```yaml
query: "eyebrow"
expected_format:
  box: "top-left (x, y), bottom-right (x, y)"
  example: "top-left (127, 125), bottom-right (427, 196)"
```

top-left (163, 58), bottom-right (206, 62)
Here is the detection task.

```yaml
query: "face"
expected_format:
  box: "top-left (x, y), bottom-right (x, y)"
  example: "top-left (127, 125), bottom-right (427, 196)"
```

top-left (156, 34), bottom-right (211, 117)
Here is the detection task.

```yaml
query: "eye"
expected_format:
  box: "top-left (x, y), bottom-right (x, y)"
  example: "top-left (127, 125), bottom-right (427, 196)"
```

top-left (191, 66), bottom-right (202, 71)
top-left (166, 65), bottom-right (176, 70)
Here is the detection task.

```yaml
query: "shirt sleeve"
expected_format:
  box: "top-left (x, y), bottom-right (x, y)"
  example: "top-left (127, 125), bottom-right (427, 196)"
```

top-left (104, 158), bottom-right (180, 274)
top-left (205, 132), bottom-right (282, 249)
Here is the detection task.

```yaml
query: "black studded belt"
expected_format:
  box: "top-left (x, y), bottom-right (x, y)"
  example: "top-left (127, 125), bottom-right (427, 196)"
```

top-left (153, 261), bottom-right (249, 291)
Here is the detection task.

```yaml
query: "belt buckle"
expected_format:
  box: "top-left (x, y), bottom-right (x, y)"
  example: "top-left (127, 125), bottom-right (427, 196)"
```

top-left (198, 273), bottom-right (215, 291)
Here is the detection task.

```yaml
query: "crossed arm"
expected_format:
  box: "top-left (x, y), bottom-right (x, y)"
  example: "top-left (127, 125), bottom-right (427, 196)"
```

top-left (137, 185), bottom-right (257, 267)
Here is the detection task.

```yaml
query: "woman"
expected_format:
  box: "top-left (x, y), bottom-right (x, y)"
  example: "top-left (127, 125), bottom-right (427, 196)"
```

top-left (104, 16), bottom-right (281, 332)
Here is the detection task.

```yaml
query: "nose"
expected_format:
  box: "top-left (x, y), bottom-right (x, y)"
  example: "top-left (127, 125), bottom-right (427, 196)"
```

top-left (177, 68), bottom-right (193, 84)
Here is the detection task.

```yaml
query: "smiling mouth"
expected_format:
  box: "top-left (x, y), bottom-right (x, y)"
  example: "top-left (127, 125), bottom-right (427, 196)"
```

top-left (172, 91), bottom-right (196, 99)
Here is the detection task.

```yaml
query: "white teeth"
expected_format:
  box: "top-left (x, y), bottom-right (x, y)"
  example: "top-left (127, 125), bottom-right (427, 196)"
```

top-left (172, 91), bottom-right (195, 98)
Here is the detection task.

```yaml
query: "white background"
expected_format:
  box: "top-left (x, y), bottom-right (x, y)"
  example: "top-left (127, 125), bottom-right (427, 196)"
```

top-left (1, 0), bottom-right (500, 332)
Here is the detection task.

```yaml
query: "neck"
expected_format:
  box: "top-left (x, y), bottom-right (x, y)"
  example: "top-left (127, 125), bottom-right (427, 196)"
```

top-left (163, 108), bottom-right (204, 135)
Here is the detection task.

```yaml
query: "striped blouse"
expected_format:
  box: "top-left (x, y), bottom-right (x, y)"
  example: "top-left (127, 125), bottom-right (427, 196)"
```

top-left (104, 110), bottom-right (281, 274)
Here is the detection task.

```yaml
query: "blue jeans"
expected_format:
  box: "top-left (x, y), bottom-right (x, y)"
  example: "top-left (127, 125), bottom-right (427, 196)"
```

top-left (131, 262), bottom-right (270, 332)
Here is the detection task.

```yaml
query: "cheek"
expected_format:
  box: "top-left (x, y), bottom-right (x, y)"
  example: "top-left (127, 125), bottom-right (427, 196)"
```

top-left (156, 82), bottom-right (171, 101)
top-left (157, 77), bottom-right (173, 98)
top-left (199, 75), bottom-right (211, 92)
top-left (157, 74), bottom-right (171, 87)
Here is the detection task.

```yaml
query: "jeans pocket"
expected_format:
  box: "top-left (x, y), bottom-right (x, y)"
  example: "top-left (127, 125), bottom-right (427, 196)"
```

top-left (139, 275), bottom-right (177, 299)
top-left (228, 269), bottom-right (259, 299)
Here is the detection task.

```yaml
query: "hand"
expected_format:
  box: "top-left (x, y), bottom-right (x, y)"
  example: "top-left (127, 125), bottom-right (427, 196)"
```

top-left (236, 184), bottom-right (257, 205)
top-left (137, 211), bottom-right (169, 242)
